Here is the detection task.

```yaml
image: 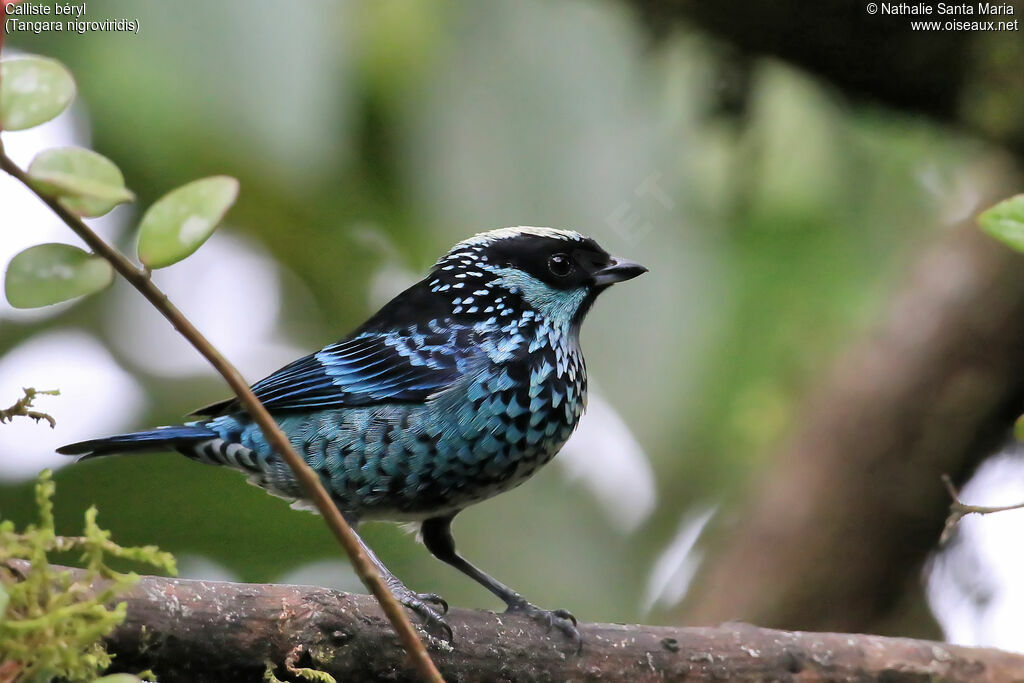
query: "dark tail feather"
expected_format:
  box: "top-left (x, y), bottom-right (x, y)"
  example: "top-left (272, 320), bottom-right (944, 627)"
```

top-left (57, 425), bottom-right (218, 460)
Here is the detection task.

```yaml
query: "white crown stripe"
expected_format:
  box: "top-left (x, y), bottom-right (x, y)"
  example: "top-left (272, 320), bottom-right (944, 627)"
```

top-left (433, 227), bottom-right (586, 269)
top-left (458, 226), bottom-right (585, 249)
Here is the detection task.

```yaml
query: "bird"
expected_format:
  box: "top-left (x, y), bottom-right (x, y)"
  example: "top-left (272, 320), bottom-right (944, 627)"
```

top-left (58, 226), bottom-right (646, 642)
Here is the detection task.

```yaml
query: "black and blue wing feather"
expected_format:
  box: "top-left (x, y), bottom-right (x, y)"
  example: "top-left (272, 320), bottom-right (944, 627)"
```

top-left (194, 330), bottom-right (473, 416)
top-left (60, 330), bottom-right (475, 457)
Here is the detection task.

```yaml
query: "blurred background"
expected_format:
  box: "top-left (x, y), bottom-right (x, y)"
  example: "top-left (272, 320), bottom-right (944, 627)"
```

top-left (2, 0), bottom-right (1024, 652)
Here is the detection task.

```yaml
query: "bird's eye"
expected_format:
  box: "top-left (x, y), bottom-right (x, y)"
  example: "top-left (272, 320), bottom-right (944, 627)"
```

top-left (548, 253), bottom-right (573, 277)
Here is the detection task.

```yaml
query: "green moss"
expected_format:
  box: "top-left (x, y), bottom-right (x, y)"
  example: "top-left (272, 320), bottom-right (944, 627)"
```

top-left (0, 470), bottom-right (176, 682)
top-left (263, 648), bottom-right (338, 683)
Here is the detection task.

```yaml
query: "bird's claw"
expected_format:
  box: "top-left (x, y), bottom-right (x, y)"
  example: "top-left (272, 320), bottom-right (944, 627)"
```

top-left (392, 587), bottom-right (453, 642)
top-left (417, 592), bottom-right (449, 615)
top-left (548, 607), bottom-right (578, 629)
top-left (506, 601), bottom-right (582, 652)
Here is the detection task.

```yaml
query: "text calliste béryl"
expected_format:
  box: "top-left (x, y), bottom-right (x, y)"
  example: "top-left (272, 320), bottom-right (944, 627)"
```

top-left (3, 3), bottom-right (86, 17)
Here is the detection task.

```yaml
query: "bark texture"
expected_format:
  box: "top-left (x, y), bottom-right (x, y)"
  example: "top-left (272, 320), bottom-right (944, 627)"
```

top-left (21, 566), bottom-right (1024, 683)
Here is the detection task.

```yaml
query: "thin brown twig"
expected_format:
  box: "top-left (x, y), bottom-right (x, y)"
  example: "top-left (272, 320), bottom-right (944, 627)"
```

top-left (940, 473), bottom-right (1024, 544)
top-left (0, 139), bottom-right (443, 681)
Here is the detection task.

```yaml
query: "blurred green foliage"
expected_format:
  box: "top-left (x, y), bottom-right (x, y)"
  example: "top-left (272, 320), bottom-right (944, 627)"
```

top-left (0, 0), bottom-right (1006, 626)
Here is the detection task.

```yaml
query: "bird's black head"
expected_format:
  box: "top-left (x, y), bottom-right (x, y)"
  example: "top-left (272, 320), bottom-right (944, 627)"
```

top-left (463, 228), bottom-right (647, 293)
top-left (359, 227), bottom-right (646, 334)
top-left (432, 227), bottom-right (645, 323)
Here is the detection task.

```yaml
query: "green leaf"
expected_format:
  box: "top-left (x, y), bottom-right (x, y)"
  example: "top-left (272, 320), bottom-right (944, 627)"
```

top-left (0, 56), bottom-right (76, 131)
top-left (27, 147), bottom-right (135, 217)
top-left (4, 243), bottom-right (114, 308)
top-left (979, 194), bottom-right (1024, 253)
top-left (136, 176), bottom-right (239, 268)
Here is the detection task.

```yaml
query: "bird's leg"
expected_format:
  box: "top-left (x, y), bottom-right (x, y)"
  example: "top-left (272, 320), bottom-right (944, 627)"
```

top-left (342, 514), bottom-right (451, 640)
top-left (421, 514), bottom-right (581, 648)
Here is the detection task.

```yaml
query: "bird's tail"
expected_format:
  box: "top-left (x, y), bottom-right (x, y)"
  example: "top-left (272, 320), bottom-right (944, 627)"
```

top-left (57, 425), bottom-right (218, 460)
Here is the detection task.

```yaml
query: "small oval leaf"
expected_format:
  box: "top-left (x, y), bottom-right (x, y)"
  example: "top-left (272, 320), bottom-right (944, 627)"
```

top-left (979, 194), bottom-right (1024, 253)
top-left (137, 176), bottom-right (239, 268)
top-left (4, 243), bottom-right (114, 308)
top-left (0, 56), bottom-right (76, 131)
top-left (27, 147), bottom-right (134, 217)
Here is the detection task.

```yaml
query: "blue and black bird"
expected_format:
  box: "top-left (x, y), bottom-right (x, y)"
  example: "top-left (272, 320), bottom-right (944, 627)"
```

top-left (59, 226), bottom-right (646, 640)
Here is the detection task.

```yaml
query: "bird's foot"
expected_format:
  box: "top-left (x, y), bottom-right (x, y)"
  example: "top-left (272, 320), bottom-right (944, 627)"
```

top-left (506, 600), bottom-right (582, 652)
top-left (390, 585), bottom-right (452, 642)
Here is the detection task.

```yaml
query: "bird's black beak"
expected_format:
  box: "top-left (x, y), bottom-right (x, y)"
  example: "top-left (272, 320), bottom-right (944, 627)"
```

top-left (592, 257), bottom-right (648, 286)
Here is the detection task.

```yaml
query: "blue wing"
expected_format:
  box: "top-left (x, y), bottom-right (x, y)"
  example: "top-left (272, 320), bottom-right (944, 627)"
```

top-left (193, 326), bottom-right (481, 416)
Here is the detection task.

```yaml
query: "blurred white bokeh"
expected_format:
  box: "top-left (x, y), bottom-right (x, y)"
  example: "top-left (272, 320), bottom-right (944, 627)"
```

top-left (278, 558), bottom-right (363, 593)
top-left (163, 554), bottom-right (363, 595)
top-left (928, 451), bottom-right (1024, 653)
top-left (105, 230), bottom-right (307, 380)
top-left (559, 389), bottom-right (657, 533)
top-left (641, 505), bottom-right (715, 614)
top-left (177, 554), bottom-right (361, 593)
top-left (175, 554), bottom-right (238, 583)
top-left (0, 330), bottom-right (147, 481)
